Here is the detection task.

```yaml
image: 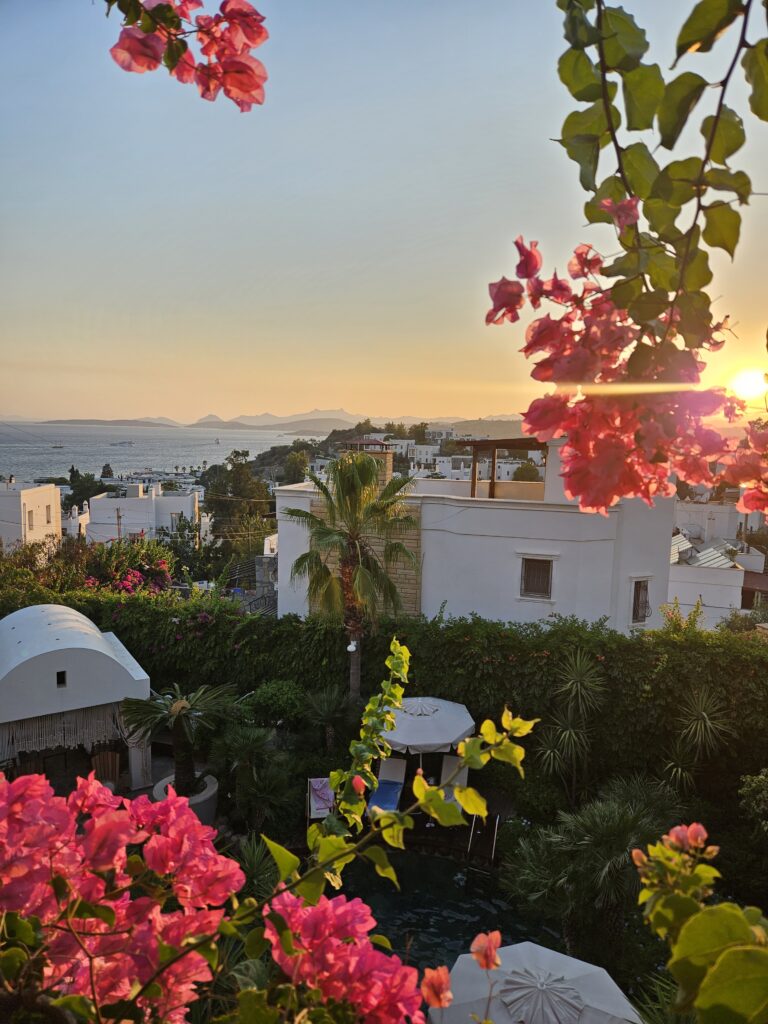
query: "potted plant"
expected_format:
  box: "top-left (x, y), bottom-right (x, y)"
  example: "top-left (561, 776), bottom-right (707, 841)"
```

top-left (122, 683), bottom-right (237, 823)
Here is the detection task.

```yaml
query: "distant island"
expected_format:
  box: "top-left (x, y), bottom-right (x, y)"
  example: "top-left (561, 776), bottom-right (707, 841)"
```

top-left (45, 418), bottom-right (181, 428)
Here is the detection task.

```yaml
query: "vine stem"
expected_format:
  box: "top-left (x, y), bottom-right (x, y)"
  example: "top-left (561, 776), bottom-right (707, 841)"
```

top-left (663, 0), bottom-right (754, 340)
top-left (595, 0), bottom-right (632, 197)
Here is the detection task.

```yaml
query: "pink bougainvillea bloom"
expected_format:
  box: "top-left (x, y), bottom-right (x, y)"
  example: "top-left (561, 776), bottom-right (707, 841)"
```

top-left (631, 848), bottom-right (647, 867)
top-left (687, 823), bottom-right (708, 848)
top-left (664, 825), bottom-right (692, 851)
top-left (541, 272), bottom-right (573, 305)
top-left (110, 27), bottom-right (165, 73)
top-left (351, 775), bottom-right (366, 796)
top-left (421, 965), bottom-right (453, 1008)
top-left (514, 236), bottom-right (543, 279)
top-left (171, 48), bottom-right (197, 84)
top-left (195, 61), bottom-right (224, 101)
top-left (486, 277), bottom-right (525, 325)
top-left (220, 53), bottom-right (268, 110)
top-left (470, 930), bottom-right (501, 970)
top-left (220, 0), bottom-right (269, 52)
top-left (567, 243), bottom-right (603, 280)
top-left (599, 196), bottom-right (640, 231)
top-left (527, 276), bottom-right (544, 309)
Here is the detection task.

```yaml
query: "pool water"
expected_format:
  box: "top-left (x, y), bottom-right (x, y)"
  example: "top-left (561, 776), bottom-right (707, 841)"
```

top-left (342, 851), bottom-right (538, 970)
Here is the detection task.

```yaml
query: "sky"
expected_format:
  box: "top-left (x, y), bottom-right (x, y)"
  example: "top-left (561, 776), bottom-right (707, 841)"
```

top-left (1, 1), bottom-right (767, 423)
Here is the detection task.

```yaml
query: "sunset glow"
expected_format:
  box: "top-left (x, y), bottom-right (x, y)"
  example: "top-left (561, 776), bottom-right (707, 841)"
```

top-left (729, 368), bottom-right (768, 403)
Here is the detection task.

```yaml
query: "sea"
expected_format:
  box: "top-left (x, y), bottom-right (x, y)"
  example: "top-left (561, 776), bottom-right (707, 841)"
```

top-left (0, 422), bottom-right (326, 483)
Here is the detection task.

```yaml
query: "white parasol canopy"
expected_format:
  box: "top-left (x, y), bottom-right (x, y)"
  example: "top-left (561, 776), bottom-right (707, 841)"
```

top-left (431, 942), bottom-right (641, 1024)
top-left (385, 697), bottom-right (474, 754)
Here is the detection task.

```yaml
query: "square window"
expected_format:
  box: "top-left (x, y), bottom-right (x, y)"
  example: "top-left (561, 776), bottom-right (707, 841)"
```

top-left (56, 671), bottom-right (67, 688)
top-left (632, 579), bottom-right (651, 623)
top-left (521, 557), bottom-right (552, 599)
top-left (27, 510), bottom-right (34, 530)
top-left (46, 505), bottom-right (52, 524)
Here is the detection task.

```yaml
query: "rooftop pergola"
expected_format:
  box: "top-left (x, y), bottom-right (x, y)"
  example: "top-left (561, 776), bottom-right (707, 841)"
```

top-left (459, 438), bottom-right (548, 498)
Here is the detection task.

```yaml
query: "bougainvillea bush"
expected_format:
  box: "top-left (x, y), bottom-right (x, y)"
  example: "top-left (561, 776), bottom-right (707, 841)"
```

top-left (0, 641), bottom-right (538, 1023)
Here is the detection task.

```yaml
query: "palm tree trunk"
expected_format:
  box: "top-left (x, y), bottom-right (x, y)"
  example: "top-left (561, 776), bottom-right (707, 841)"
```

top-left (173, 718), bottom-right (196, 797)
top-left (349, 637), bottom-right (362, 701)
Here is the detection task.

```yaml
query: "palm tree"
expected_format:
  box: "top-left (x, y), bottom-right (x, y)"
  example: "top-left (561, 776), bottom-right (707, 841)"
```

top-left (122, 683), bottom-right (237, 797)
top-left (304, 683), bottom-right (353, 752)
top-left (283, 453), bottom-right (416, 698)
top-left (209, 722), bottom-right (296, 831)
top-left (501, 775), bottom-right (681, 973)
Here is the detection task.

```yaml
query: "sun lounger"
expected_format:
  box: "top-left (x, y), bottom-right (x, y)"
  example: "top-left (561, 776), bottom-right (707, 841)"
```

top-left (439, 753), bottom-right (468, 805)
top-left (307, 777), bottom-right (334, 820)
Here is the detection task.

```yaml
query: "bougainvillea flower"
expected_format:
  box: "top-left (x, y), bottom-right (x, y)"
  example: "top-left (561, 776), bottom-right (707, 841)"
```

top-left (567, 243), bottom-right (603, 279)
top-left (470, 930), bottom-right (501, 970)
top-left (542, 272), bottom-right (573, 305)
top-left (220, 53), bottom-right (268, 110)
top-left (486, 277), bottom-right (525, 325)
top-left (599, 196), bottom-right (640, 231)
top-left (110, 27), bottom-right (165, 73)
top-left (527, 276), bottom-right (544, 309)
top-left (351, 774), bottom-right (366, 796)
top-left (421, 965), bottom-right (453, 1008)
top-left (514, 236), bottom-right (543, 279)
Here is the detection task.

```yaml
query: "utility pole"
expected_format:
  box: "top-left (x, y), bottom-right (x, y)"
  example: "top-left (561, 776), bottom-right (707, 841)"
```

top-left (116, 506), bottom-right (122, 542)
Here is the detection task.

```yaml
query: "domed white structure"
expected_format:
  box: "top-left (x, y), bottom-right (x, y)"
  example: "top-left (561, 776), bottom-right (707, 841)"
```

top-left (0, 605), bottom-right (151, 791)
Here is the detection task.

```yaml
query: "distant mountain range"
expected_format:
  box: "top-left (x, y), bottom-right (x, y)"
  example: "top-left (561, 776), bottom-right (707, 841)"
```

top-left (31, 409), bottom-right (524, 438)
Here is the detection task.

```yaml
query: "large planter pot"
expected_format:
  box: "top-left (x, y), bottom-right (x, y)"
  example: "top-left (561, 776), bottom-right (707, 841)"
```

top-left (152, 773), bottom-right (219, 826)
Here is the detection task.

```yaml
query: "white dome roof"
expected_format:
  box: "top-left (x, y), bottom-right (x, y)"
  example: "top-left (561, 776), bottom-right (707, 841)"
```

top-left (0, 604), bottom-right (142, 684)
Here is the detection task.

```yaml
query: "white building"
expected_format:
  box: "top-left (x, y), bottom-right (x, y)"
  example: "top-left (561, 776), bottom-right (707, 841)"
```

top-left (87, 483), bottom-right (199, 544)
top-left (276, 440), bottom-right (675, 633)
top-left (667, 532), bottom-right (767, 628)
top-left (0, 482), bottom-right (62, 549)
top-left (0, 604), bottom-right (151, 790)
top-left (61, 501), bottom-right (91, 539)
top-left (674, 498), bottom-right (764, 544)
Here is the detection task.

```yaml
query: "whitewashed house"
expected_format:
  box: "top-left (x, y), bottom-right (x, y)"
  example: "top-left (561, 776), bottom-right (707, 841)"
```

top-left (87, 483), bottom-right (199, 544)
top-left (667, 533), bottom-right (767, 628)
top-left (0, 605), bottom-right (151, 791)
top-left (0, 482), bottom-right (62, 549)
top-left (61, 501), bottom-right (91, 539)
top-left (276, 440), bottom-right (675, 633)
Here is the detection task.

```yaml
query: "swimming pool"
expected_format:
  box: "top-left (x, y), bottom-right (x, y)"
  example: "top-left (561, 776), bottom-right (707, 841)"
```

top-left (341, 851), bottom-right (542, 970)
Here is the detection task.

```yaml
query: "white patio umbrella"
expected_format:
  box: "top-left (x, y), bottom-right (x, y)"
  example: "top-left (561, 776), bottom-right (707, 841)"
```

top-left (386, 697), bottom-right (474, 754)
top-left (431, 942), bottom-right (641, 1024)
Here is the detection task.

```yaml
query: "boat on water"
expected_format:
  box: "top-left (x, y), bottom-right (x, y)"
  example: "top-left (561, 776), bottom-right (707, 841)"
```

top-left (52, 445), bottom-right (64, 449)
top-left (110, 441), bottom-right (134, 446)
top-left (215, 438), bottom-right (220, 445)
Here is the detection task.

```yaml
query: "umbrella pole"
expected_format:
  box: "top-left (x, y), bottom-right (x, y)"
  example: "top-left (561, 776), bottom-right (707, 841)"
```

top-left (467, 814), bottom-right (476, 858)
top-left (490, 814), bottom-right (500, 862)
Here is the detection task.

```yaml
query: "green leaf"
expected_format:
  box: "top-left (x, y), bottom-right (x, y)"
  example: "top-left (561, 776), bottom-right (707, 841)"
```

top-left (647, 251), bottom-right (680, 291)
top-left (743, 39), bottom-right (768, 121)
top-left (629, 290), bottom-right (671, 323)
top-left (362, 846), bottom-right (400, 888)
top-left (370, 933), bottom-right (393, 950)
top-left (622, 63), bottom-right (665, 130)
top-left (3, 913), bottom-right (37, 945)
top-left (563, 5), bottom-right (602, 49)
top-left (657, 72), bottom-right (708, 149)
top-left (261, 836), bottom-right (299, 883)
top-left (51, 873), bottom-right (71, 901)
top-left (51, 996), bottom-right (96, 1021)
top-left (705, 166), bottom-right (752, 203)
top-left (197, 941), bottom-right (219, 972)
top-left (610, 276), bottom-right (644, 307)
top-left (676, 0), bottom-right (745, 63)
top-left (561, 99), bottom-right (618, 191)
top-left (643, 198), bottom-right (680, 238)
top-left (677, 290), bottom-right (714, 347)
top-left (623, 142), bottom-right (660, 199)
top-left (68, 900), bottom-right (116, 927)
top-left (230, 957), bottom-right (269, 992)
top-left (454, 785), bottom-right (488, 820)
top-left (585, 175), bottom-right (627, 222)
top-left (602, 6), bottom-right (649, 71)
top-left (265, 911), bottom-right (298, 957)
top-left (295, 869), bottom-right (327, 905)
top-left (457, 736), bottom-right (490, 769)
top-left (244, 926), bottom-right (270, 960)
top-left (703, 202), bottom-right (741, 256)
top-left (681, 248), bottom-right (713, 289)
top-left (237, 989), bottom-right (281, 1024)
top-left (603, 247), bottom-right (650, 278)
top-left (701, 105), bottom-right (746, 164)
top-left (0, 947), bottom-right (28, 981)
top-left (163, 37), bottom-right (188, 72)
top-left (558, 48), bottom-right (603, 101)
top-left (650, 157), bottom-right (704, 206)
top-left (669, 903), bottom-right (753, 995)
top-left (696, 946), bottom-right (768, 1023)
top-left (646, 893), bottom-right (702, 940)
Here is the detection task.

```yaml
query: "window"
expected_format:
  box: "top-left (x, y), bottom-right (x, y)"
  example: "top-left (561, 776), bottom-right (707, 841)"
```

top-left (46, 504), bottom-right (52, 524)
top-left (56, 671), bottom-right (67, 688)
top-left (170, 512), bottom-right (181, 533)
top-left (632, 579), bottom-right (651, 623)
top-left (521, 557), bottom-right (552, 599)
top-left (27, 509), bottom-right (34, 531)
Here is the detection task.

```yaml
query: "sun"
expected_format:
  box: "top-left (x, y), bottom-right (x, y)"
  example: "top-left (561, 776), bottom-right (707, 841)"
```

top-left (729, 368), bottom-right (768, 402)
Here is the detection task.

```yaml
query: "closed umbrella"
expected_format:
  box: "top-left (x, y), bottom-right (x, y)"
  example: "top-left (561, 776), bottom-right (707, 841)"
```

top-left (431, 942), bottom-right (641, 1024)
top-left (386, 697), bottom-right (474, 754)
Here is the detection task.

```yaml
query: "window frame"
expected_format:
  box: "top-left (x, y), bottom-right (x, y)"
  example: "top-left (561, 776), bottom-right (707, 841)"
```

top-left (631, 578), bottom-right (652, 624)
top-left (520, 556), bottom-right (554, 600)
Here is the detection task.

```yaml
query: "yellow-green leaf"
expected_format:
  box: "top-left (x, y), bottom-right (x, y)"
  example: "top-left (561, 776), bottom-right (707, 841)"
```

top-left (657, 72), bottom-right (708, 149)
top-left (701, 105), bottom-right (745, 164)
top-left (676, 0), bottom-right (744, 63)
top-left (261, 836), bottom-right (299, 883)
top-left (695, 946), bottom-right (768, 1023)
top-left (622, 63), bottom-right (665, 131)
top-left (703, 202), bottom-right (741, 257)
top-left (743, 40), bottom-right (768, 121)
top-left (362, 846), bottom-right (400, 889)
top-left (454, 785), bottom-right (487, 820)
